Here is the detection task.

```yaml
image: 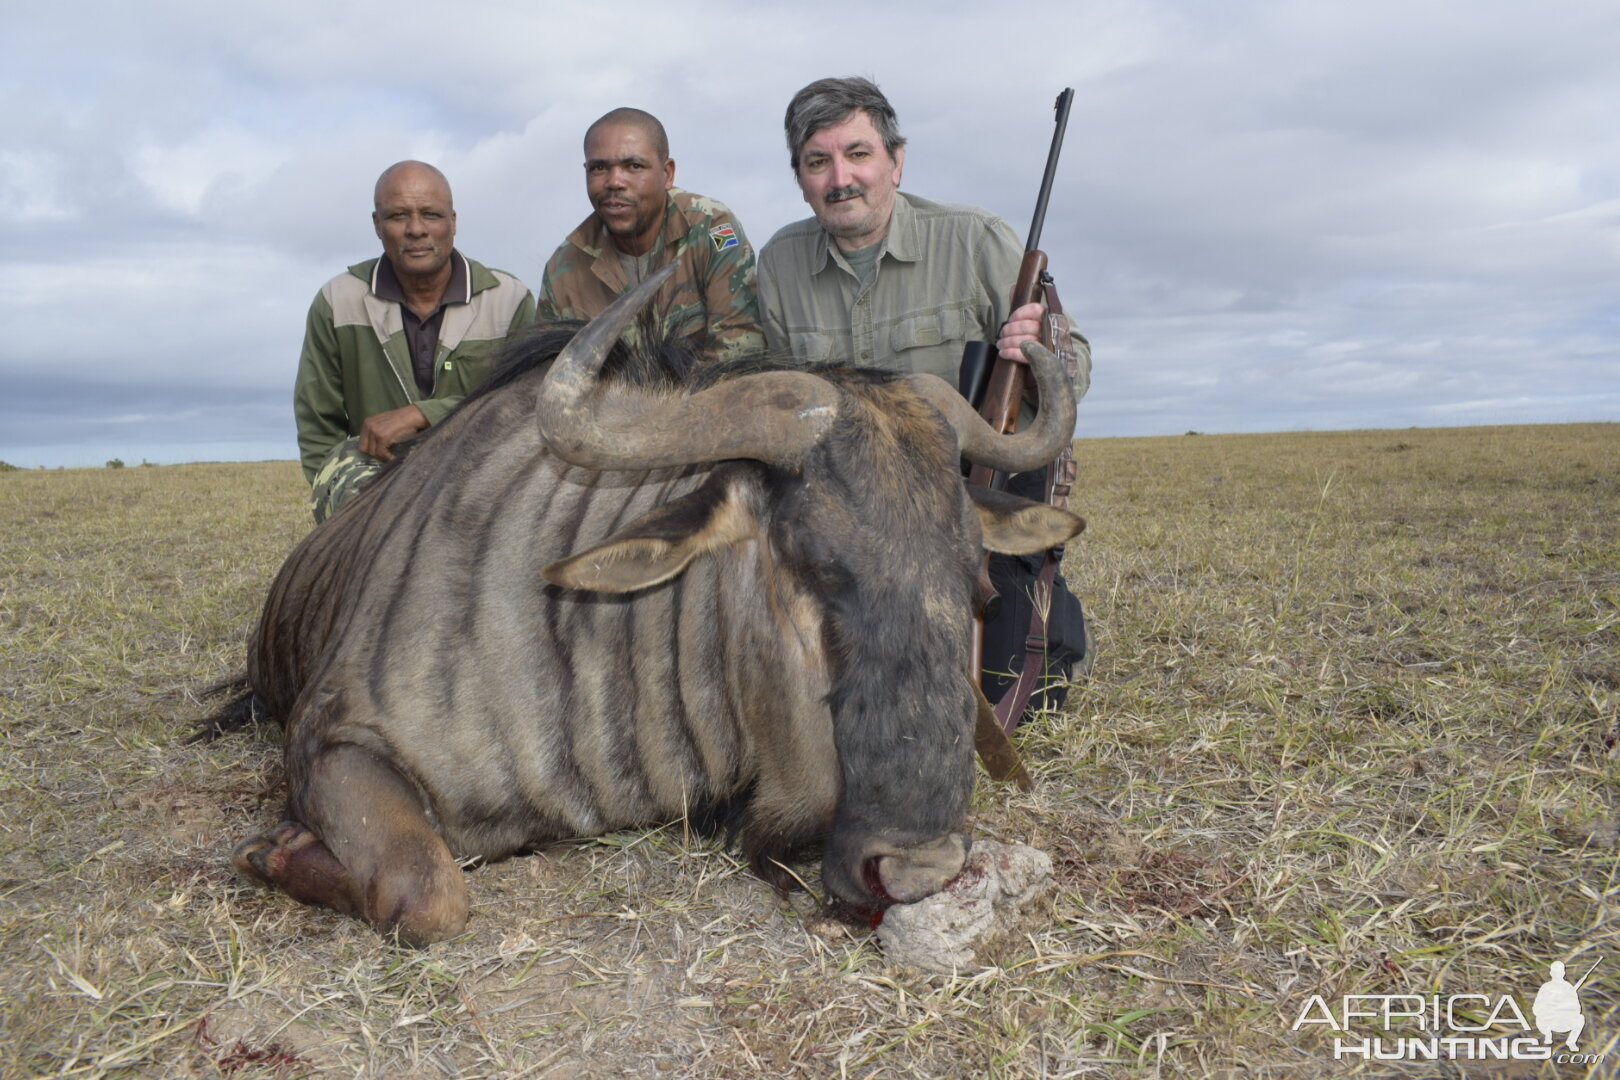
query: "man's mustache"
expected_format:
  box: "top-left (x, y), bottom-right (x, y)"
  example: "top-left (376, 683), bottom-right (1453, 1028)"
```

top-left (825, 185), bottom-right (864, 204)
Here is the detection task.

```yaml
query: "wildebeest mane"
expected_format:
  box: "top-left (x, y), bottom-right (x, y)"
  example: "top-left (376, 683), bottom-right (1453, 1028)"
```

top-left (373, 316), bottom-right (707, 469)
top-left (477, 313), bottom-right (708, 400)
top-left (352, 312), bottom-right (925, 507)
top-left (390, 318), bottom-right (911, 460)
top-left (481, 317), bottom-right (911, 398)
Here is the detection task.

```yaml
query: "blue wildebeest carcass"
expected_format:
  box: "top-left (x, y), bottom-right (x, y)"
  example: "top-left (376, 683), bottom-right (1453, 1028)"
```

top-left (228, 265), bottom-right (1082, 945)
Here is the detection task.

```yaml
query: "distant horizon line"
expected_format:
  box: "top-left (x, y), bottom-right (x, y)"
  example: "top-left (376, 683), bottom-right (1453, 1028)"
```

top-left (4, 419), bottom-right (1614, 472)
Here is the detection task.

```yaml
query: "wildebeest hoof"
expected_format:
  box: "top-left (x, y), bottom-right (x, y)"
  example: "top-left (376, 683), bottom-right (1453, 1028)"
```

top-left (231, 821), bottom-right (311, 889)
top-left (231, 822), bottom-right (367, 920)
top-left (231, 835), bottom-right (276, 889)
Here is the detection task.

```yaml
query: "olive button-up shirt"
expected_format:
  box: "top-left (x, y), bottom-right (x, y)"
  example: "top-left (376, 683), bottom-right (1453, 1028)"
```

top-left (757, 191), bottom-right (1091, 403)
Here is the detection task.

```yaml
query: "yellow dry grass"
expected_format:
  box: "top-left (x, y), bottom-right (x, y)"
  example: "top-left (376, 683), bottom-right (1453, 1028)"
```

top-left (1, 422), bottom-right (1615, 1078)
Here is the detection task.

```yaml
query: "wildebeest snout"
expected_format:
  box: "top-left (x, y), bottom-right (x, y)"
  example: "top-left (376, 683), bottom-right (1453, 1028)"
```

top-left (825, 830), bottom-right (972, 909)
top-left (873, 832), bottom-right (972, 903)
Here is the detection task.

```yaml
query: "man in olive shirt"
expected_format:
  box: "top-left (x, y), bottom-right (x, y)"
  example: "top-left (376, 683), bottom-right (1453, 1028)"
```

top-left (757, 77), bottom-right (1092, 721)
top-left (756, 79), bottom-right (1090, 394)
top-left (295, 161), bottom-right (535, 522)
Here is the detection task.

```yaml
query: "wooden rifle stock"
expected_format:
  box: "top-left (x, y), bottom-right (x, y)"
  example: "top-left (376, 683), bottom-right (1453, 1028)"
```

top-left (966, 249), bottom-right (1049, 490)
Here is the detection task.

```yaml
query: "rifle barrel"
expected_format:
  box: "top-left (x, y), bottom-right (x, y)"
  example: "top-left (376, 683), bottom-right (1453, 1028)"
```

top-left (1025, 87), bottom-right (1075, 253)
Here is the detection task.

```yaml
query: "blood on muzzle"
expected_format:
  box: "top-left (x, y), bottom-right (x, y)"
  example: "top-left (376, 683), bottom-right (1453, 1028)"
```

top-left (839, 831), bottom-right (972, 911)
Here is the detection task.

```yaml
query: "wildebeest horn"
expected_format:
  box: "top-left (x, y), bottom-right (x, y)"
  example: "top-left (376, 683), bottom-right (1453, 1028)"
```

top-left (904, 339), bottom-right (1077, 474)
top-left (539, 262), bottom-right (839, 469)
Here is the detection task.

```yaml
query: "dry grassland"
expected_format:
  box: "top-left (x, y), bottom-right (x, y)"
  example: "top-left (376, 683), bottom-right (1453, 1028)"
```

top-left (1, 422), bottom-right (1616, 1079)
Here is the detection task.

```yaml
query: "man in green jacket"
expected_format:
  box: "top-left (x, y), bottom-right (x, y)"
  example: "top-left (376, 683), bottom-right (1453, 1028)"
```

top-left (540, 108), bottom-right (763, 363)
top-left (295, 160), bottom-right (535, 522)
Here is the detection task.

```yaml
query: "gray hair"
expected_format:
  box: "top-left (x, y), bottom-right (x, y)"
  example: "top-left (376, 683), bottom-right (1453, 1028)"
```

top-left (783, 77), bottom-right (906, 171)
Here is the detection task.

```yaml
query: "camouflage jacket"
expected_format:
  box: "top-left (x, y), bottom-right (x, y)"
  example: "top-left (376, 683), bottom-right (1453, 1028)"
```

top-left (539, 188), bottom-right (765, 363)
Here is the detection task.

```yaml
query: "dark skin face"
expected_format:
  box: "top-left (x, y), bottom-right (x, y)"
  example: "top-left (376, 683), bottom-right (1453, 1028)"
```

top-left (372, 163), bottom-right (457, 312)
top-left (363, 162), bottom-right (456, 459)
top-left (584, 123), bottom-right (675, 257)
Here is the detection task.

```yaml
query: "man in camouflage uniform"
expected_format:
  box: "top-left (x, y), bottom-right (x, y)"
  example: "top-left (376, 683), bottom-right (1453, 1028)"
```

top-left (540, 108), bottom-right (763, 362)
top-left (296, 161), bottom-right (535, 523)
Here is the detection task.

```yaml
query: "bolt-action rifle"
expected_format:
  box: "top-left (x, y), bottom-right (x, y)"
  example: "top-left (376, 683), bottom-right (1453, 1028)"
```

top-left (962, 88), bottom-right (1083, 753)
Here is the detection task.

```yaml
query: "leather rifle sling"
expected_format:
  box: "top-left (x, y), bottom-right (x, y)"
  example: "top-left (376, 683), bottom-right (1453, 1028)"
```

top-left (992, 278), bottom-right (1081, 734)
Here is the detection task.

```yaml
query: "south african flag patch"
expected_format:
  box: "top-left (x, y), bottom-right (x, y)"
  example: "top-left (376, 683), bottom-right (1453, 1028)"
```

top-left (709, 224), bottom-right (739, 252)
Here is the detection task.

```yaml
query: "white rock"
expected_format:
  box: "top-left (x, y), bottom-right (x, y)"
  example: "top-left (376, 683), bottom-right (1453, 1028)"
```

top-left (876, 840), bottom-right (1053, 975)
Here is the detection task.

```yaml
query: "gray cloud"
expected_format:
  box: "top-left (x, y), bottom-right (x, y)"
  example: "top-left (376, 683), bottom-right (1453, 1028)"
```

top-left (1, 0), bottom-right (1615, 467)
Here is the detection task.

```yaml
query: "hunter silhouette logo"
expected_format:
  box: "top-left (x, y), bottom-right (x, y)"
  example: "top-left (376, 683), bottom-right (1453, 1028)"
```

top-left (1292, 955), bottom-right (1606, 1064)
top-left (1533, 958), bottom-right (1598, 1051)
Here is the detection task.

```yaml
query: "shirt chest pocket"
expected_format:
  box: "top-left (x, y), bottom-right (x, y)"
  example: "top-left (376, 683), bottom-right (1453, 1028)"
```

top-left (437, 348), bottom-right (497, 395)
top-left (790, 329), bottom-right (839, 364)
top-left (889, 306), bottom-right (971, 354)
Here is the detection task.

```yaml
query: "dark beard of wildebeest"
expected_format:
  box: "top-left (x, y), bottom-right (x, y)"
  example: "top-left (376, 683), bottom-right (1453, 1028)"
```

top-left (219, 263), bottom-right (1082, 945)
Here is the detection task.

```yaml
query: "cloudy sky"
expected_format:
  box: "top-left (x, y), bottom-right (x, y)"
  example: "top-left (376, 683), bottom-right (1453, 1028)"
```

top-left (2, 1), bottom-right (1616, 467)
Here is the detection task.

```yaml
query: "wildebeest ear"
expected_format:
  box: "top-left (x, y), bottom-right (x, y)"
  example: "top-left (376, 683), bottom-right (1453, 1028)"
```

top-left (968, 485), bottom-right (1085, 555)
top-left (541, 479), bottom-right (756, 593)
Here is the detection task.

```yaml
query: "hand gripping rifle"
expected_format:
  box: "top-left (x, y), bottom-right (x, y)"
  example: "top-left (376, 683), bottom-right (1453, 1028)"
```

top-left (963, 89), bottom-right (1083, 753)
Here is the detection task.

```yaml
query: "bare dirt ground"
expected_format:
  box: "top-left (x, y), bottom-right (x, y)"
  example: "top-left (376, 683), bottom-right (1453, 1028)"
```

top-left (1, 422), bottom-right (1615, 1078)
